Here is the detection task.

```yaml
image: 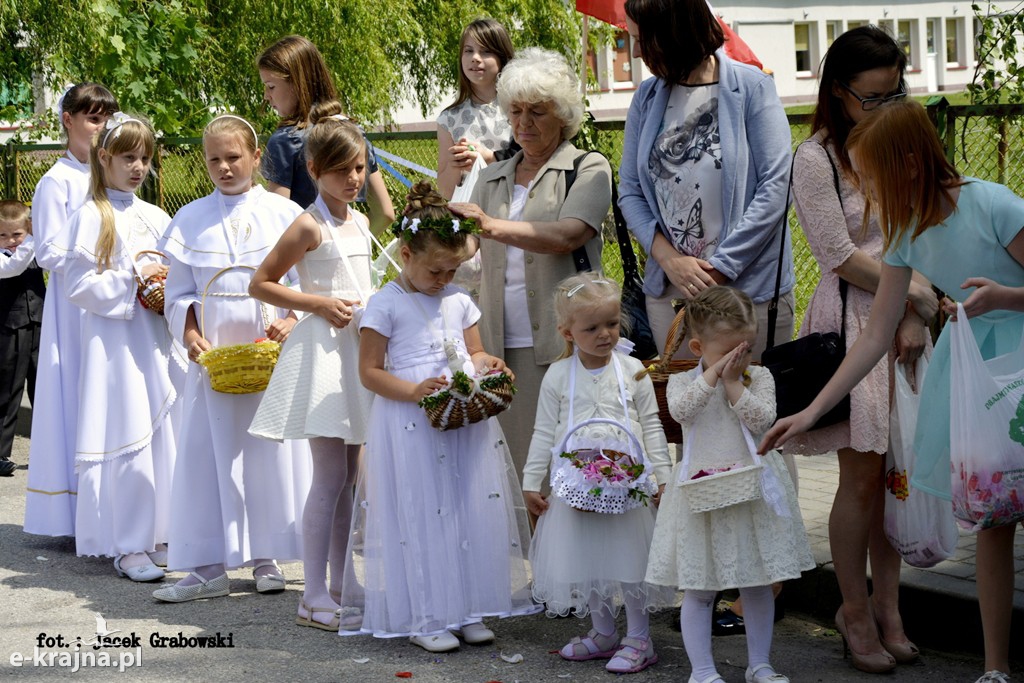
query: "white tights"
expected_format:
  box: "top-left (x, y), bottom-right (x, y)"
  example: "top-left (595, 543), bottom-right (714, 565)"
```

top-left (589, 586), bottom-right (650, 640)
top-left (681, 585), bottom-right (774, 680)
top-left (303, 437), bottom-right (360, 608)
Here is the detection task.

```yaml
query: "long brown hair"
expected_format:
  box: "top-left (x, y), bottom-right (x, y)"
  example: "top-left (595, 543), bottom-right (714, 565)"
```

top-left (257, 35), bottom-right (338, 129)
top-left (89, 118), bottom-right (156, 271)
top-left (846, 99), bottom-right (962, 250)
top-left (447, 19), bottom-right (515, 110)
top-left (624, 0), bottom-right (723, 84)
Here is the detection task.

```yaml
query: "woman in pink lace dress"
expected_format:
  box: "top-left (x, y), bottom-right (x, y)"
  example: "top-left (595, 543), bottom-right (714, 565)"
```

top-left (788, 26), bottom-right (937, 674)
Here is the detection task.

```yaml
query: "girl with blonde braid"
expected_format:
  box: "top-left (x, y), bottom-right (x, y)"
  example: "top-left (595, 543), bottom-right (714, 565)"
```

top-left (645, 286), bottom-right (813, 683)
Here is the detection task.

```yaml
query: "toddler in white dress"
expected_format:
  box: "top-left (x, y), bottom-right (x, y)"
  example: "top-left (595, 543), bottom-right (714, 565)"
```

top-left (644, 286), bottom-right (814, 683)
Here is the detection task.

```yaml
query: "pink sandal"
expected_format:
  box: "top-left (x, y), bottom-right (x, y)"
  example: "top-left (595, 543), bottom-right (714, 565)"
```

top-left (606, 637), bottom-right (658, 673)
top-left (558, 629), bottom-right (620, 661)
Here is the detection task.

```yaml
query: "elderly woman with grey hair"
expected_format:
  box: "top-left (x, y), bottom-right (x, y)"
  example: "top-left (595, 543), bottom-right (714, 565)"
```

top-left (450, 47), bottom-right (613, 490)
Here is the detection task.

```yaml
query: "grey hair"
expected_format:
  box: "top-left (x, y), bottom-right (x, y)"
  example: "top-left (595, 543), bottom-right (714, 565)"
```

top-left (496, 47), bottom-right (585, 140)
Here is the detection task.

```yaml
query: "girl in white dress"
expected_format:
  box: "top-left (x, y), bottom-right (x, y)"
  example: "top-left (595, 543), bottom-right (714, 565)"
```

top-left (644, 286), bottom-right (814, 683)
top-left (50, 114), bottom-right (176, 581)
top-left (524, 273), bottom-right (671, 675)
top-left (339, 181), bottom-right (539, 652)
top-left (154, 114), bottom-right (310, 602)
top-left (24, 83), bottom-right (118, 538)
top-left (249, 104), bottom-right (375, 630)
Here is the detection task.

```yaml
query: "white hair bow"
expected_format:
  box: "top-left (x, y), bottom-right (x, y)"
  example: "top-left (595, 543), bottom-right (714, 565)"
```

top-left (102, 112), bottom-right (142, 146)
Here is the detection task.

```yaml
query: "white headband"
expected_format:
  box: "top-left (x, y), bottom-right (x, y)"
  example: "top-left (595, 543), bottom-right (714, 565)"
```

top-left (207, 114), bottom-right (258, 146)
top-left (55, 84), bottom-right (75, 122)
top-left (102, 112), bottom-right (144, 146)
top-left (567, 279), bottom-right (611, 297)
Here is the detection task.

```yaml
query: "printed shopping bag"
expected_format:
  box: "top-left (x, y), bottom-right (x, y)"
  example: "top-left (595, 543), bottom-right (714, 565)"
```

top-left (884, 355), bottom-right (959, 566)
top-left (449, 155), bottom-right (486, 298)
top-left (949, 304), bottom-right (1024, 531)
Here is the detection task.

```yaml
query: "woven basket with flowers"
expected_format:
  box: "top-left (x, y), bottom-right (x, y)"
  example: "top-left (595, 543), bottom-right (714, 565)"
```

top-left (196, 265), bottom-right (280, 394)
top-left (419, 369), bottom-right (516, 431)
top-left (135, 250), bottom-right (168, 315)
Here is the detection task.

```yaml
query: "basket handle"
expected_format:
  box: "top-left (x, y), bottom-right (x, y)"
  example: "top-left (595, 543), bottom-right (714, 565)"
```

top-left (555, 417), bottom-right (646, 466)
top-left (199, 264), bottom-right (270, 341)
top-left (135, 249), bottom-right (169, 263)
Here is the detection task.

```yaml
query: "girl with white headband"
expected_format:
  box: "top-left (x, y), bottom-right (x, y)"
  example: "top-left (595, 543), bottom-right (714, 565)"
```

top-left (24, 83), bottom-right (119, 540)
top-left (49, 113), bottom-right (178, 581)
top-left (248, 101), bottom-right (376, 631)
top-left (154, 113), bottom-right (311, 602)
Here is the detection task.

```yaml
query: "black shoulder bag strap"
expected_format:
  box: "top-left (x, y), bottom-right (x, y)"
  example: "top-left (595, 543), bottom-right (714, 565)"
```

top-left (765, 143), bottom-right (848, 351)
top-left (564, 151), bottom-right (601, 272)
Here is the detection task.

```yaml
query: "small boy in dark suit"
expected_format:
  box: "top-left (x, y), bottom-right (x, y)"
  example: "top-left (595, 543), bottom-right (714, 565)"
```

top-left (0, 200), bottom-right (44, 476)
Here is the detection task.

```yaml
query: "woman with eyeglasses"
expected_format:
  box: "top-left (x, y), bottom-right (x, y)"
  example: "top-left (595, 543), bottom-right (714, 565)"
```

top-left (786, 25), bottom-right (937, 674)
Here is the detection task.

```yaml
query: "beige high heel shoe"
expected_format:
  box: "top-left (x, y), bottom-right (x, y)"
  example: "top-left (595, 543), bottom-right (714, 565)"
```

top-left (835, 607), bottom-right (897, 674)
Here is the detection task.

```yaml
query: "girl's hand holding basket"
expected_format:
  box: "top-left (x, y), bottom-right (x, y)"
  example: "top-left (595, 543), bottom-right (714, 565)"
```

top-left (265, 315), bottom-right (297, 342)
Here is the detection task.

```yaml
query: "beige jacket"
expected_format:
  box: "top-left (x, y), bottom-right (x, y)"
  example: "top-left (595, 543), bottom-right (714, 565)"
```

top-left (470, 140), bottom-right (612, 365)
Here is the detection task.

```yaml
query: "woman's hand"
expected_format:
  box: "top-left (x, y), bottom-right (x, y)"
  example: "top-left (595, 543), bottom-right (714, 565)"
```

top-left (943, 277), bottom-right (1016, 320)
top-left (314, 297), bottom-right (360, 328)
top-left (907, 280), bottom-right (939, 321)
top-left (186, 336), bottom-right (212, 364)
top-left (410, 376), bottom-right (449, 402)
top-left (895, 310), bottom-right (927, 366)
top-left (652, 483), bottom-right (666, 508)
top-left (657, 250), bottom-right (717, 299)
top-left (265, 316), bottom-right (296, 343)
top-left (524, 490), bottom-right (549, 517)
top-left (448, 202), bottom-right (494, 236)
top-left (140, 262), bottom-right (168, 280)
top-left (758, 410), bottom-right (817, 454)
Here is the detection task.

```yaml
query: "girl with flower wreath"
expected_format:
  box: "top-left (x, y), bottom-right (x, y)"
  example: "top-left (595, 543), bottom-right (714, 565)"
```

top-left (338, 180), bottom-right (539, 653)
top-left (523, 272), bottom-right (672, 675)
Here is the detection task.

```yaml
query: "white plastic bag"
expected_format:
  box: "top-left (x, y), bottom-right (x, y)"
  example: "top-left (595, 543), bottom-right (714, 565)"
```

top-left (949, 303), bottom-right (1024, 531)
top-left (883, 355), bottom-right (958, 567)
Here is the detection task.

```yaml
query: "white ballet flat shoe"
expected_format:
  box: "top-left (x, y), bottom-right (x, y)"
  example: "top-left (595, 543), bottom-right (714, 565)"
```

top-left (452, 622), bottom-right (494, 644)
top-left (113, 555), bottom-right (165, 583)
top-left (746, 663), bottom-right (790, 683)
top-left (152, 572), bottom-right (230, 603)
top-left (253, 561), bottom-right (286, 594)
top-left (147, 548), bottom-right (168, 568)
top-left (409, 631), bottom-right (460, 652)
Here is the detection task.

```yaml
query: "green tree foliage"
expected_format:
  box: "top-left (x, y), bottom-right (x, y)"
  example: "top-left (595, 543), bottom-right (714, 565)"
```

top-left (969, 1), bottom-right (1024, 104)
top-left (0, 0), bottom-right (588, 136)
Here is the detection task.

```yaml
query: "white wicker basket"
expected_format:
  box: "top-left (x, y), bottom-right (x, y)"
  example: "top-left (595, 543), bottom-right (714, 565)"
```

top-left (680, 463), bottom-right (764, 514)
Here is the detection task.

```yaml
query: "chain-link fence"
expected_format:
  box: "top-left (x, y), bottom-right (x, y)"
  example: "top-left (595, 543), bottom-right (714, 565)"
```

top-left (2, 102), bottom-right (1021, 334)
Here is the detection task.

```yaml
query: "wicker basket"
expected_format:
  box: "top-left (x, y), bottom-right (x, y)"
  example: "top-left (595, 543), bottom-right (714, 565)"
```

top-left (552, 417), bottom-right (656, 514)
top-left (679, 463), bottom-right (764, 514)
top-left (420, 371), bottom-right (516, 431)
top-left (196, 265), bottom-right (280, 394)
top-left (135, 250), bottom-right (168, 315)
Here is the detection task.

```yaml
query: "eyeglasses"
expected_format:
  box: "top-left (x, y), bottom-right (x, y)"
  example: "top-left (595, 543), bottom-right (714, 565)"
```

top-left (839, 82), bottom-right (908, 111)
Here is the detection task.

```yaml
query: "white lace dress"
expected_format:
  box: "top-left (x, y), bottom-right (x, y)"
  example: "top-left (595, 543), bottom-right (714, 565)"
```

top-left (646, 366), bottom-right (814, 591)
top-left (249, 199), bottom-right (374, 441)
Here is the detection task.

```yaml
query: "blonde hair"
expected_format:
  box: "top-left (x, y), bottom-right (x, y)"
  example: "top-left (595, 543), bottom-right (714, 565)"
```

top-left (305, 101), bottom-right (367, 178)
top-left (638, 286), bottom-right (756, 379)
top-left (202, 115), bottom-right (261, 188)
top-left (401, 180), bottom-right (473, 261)
top-left (553, 273), bottom-right (621, 359)
top-left (89, 117), bottom-right (156, 271)
top-left (257, 35), bottom-right (337, 129)
top-left (0, 199), bottom-right (30, 228)
top-left (845, 99), bottom-right (962, 250)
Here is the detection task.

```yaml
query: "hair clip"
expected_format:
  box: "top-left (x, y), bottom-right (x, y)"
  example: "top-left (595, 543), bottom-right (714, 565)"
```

top-left (207, 114), bottom-right (258, 146)
top-left (102, 112), bottom-right (143, 146)
top-left (328, 114), bottom-right (350, 122)
top-left (566, 283), bottom-right (586, 297)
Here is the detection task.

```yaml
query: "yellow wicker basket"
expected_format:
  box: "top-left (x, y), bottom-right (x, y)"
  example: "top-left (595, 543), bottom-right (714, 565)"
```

top-left (196, 265), bottom-right (280, 394)
top-left (135, 250), bottom-right (168, 316)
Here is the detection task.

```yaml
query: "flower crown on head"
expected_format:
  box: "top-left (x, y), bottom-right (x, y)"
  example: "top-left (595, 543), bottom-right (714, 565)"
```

top-left (102, 112), bottom-right (144, 146)
top-left (390, 215), bottom-right (480, 244)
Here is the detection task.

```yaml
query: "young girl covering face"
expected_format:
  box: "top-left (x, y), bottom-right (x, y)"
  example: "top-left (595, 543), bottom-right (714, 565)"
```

top-left (155, 114), bottom-right (310, 603)
top-left (338, 180), bottom-right (539, 652)
top-left (248, 103), bottom-right (377, 631)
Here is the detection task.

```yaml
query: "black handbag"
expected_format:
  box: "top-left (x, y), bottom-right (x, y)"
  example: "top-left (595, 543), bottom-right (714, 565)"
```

top-left (566, 152), bottom-right (658, 361)
top-left (762, 146), bottom-right (851, 431)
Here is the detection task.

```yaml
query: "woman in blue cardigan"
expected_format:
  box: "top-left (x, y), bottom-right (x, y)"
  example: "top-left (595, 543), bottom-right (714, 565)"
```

top-left (619, 0), bottom-right (794, 362)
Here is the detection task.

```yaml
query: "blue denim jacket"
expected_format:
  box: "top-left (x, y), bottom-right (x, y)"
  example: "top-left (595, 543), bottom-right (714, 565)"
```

top-left (618, 51), bottom-right (794, 304)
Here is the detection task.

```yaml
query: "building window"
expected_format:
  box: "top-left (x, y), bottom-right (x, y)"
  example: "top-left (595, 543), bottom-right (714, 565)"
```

top-left (927, 18), bottom-right (938, 54)
top-left (946, 17), bottom-right (963, 65)
top-left (826, 21), bottom-right (842, 47)
top-left (898, 19), bottom-right (916, 68)
top-left (795, 22), bottom-right (815, 73)
top-left (848, 20), bottom-right (868, 30)
top-left (879, 19), bottom-right (895, 39)
top-left (612, 30), bottom-right (634, 84)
